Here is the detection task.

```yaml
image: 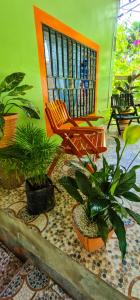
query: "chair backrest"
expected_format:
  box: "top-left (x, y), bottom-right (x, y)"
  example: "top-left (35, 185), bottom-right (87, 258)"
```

top-left (111, 94), bottom-right (135, 113)
top-left (45, 100), bottom-right (70, 131)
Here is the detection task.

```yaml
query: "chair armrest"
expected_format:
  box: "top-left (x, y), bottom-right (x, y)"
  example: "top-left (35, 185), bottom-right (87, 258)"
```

top-left (67, 118), bottom-right (78, 126)
top-left (73, 115), bottom-right (104, 122)
top-left (57, 126), bottom-right (104, 134)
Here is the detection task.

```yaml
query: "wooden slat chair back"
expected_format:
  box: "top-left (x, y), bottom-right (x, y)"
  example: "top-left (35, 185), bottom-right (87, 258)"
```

top-left (107, 94), bottom-right (140, 135)
top-left (47, 100), bottom-right (69, 130)
top-left (46, 100), bottom-right (107, 174)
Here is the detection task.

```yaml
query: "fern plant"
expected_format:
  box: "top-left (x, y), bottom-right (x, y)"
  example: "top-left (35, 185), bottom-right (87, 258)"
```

top-left (0, 124), bottom-right (58, 186)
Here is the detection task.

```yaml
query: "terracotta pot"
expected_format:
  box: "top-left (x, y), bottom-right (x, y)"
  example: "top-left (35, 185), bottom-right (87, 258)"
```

top-left (119, 119), bottom-right (129, 125)
top-left (118, 110), bottom-right (131, 126)
top-left (72, 205), bottom-right (113, 252)
top-left (0, 114), bottom-right (18, 148)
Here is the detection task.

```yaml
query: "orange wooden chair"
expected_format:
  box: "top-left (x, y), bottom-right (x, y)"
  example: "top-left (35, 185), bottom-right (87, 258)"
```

top-left (46, 100), bottom-right (107, 174)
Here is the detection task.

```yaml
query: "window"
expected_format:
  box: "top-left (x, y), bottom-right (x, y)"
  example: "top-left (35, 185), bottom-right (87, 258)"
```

top-left (43, 25), bottom-right (97, 117)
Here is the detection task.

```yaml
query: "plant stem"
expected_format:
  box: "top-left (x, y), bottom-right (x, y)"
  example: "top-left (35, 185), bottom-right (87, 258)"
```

top-left (126, 150), bottom-right (140, 171)
top-left (109, 143), bottom-right (127, 194)
top-left (115, 143), bottom-right (126, 173)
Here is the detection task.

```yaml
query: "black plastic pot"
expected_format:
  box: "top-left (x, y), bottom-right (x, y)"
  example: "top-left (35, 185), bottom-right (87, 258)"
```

top-left (26, 176), bottom-right (55, 215)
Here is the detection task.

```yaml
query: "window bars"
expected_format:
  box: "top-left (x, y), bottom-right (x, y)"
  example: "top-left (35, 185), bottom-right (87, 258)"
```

top-left (42, 25), bottom-right (97, 117)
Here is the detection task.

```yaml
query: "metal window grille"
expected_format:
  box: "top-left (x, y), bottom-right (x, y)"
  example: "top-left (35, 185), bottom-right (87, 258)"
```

top-left (42, 25), bottom-right (97, 117)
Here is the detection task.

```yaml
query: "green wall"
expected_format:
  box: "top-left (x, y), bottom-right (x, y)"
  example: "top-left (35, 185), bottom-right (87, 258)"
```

top-left (0, 0), bottom-right (119, 130)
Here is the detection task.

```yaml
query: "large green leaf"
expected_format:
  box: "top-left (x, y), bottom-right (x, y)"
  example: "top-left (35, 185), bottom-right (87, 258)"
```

top-left (109, 208), bottom-right (126, 258)
top-left (110, 167), bottom-right (121, 196)
top-left (133, 184), bottom-right (140, 192)
top-left (123, 191), bottom-right (140, 202)
top-left (117, 86), bottom-right (126, 93)
top-left (115, 166), bottom-right (138, 195)
top-left (123, 125), bottom-right (140, 145)
top-left (93, 183), bottom-right (106, 198)
top-left (59, 176), bottom-right (84, 204)
top-left (96, 216), bottom-right (109, 245)
top-left (8, 98), bottom-right (31, 104)
top-left (112, 203), bottom-right (128, 218)
top-left (130, 86), bottom-right (139, 90)
top-left (75, 170), bottom-right (92, 196)
top-left (14, 84), bottom-right (33, 92)
top-left (90, 197), bottom-right (109, 217)
top-left (8, 85), bottom-right (33, 96)
top-left (0, 72), bottom-right (25, 93)
top-left (7, 103), bottom-right (40, 119)
top-left (20, 105), bottom-right (40, 119)
top-left (126, 208), bottom-right (140, 225)
top-left (124, 82), bottom-right (130, 90)
top-left (110, 180), bottom-right (119, 196)
top-left (90, 170), bottom-right (104, 185)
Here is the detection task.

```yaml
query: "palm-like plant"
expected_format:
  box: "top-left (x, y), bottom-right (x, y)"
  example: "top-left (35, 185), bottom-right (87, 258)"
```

top-left (59, 125), bottom-right (140, 258)
top-left (0, 124), bottom-right (58, 186)
top-left (0, 72), bottom-right (40, 135)
top-left (117, 73), bottom-right (140, 95)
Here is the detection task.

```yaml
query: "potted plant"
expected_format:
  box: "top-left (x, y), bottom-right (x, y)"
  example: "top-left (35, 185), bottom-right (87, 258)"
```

top-left (0, 124), bottom-right (58, 214)
top-left (0, 72), bottom-right (40, 147)
top-left (59, 125), bottom-right (140, 258)
top-left (114, 73), bottom-right (140, 127)
top-left (116, 73), bottom-right (140, 100)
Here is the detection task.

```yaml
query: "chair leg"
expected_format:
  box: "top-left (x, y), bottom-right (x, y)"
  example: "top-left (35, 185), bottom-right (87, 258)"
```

top-left (116, 119), bottom-right (121, 135)
top-left (47, 149), bottom-right (62, 176)
top-left (78, 157), bottom-right (94, 173)
top-left (107, 113), bottom-right (113, 130)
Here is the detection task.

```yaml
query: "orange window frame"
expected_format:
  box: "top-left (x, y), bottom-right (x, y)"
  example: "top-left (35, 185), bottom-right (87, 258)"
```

top-left (34, 6), bottom-right (100, 136)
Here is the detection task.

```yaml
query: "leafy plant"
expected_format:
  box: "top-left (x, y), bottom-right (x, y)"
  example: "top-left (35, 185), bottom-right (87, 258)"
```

top-left (116, 73), bottom-right (140, 95)
top-left (59, 125), bottom-right (140, 258)
top-left (0, 124), bottom-right (58, 186)
top-left (0, 72), bottom-right (40, 136)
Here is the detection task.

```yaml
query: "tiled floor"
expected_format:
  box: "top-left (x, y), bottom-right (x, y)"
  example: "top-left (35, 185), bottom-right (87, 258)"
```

top-left (0, 132), bottom-right (140, 299)
top-left (0, 242), bottom-right (23, 294)
top-left (0, 257), bottom-right (72, 300)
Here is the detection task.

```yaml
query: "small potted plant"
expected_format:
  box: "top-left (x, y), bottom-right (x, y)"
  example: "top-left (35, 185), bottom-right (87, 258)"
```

top-left (59, 125), bottom-right (140, 258)
top-left (116, 73), bottom-right (140, 102)
top-left (0, 124), bottom-right (58, 214)
top-left (117, 73), bottom-right (140, 113)
top-left (0, 72), bottom-right (40, 147)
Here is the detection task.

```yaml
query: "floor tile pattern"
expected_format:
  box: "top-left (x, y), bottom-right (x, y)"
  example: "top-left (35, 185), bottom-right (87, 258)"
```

top-left (0, 242), bottom-right (23, 294)
top-left (0, 259), bottom-right (73, 300)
